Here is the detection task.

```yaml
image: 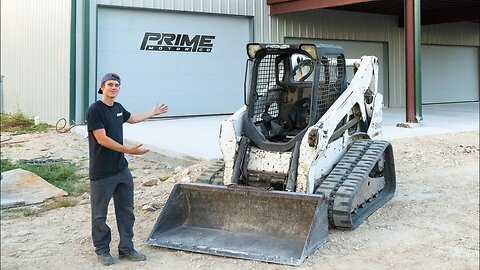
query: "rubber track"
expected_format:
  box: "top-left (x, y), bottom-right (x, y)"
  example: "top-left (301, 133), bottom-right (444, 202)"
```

top-left (195, 159), bottom-right (225, 185)
top-left (316, 139), bottom-right (396, 229)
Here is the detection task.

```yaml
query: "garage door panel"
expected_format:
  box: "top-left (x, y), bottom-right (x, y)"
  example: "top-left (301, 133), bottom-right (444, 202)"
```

top-left (97, 8), bottom-right (250, 116)
top-left (422, 45), bottom-right (479, 104)
top-left (118, 75), bottom-right (236, 114)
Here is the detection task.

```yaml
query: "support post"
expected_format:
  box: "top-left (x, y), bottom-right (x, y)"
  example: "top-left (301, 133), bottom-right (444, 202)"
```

top-left (414, 0), bottom-right (423, 120)
top-left (405, 0), bottom-right (417, 123)
top-left (83, 0), bottom-right (90, 122)
top-left (69, 0), bottom-right (77, 122)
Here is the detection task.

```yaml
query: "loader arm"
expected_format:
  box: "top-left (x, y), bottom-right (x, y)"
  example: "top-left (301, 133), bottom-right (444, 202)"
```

top-left (219, 106), bottom-right (246, 185)
top-left (296, 56), bottom-right (382, 193)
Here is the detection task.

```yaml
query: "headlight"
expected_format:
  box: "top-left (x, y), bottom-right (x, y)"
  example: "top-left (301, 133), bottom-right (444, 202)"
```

top-left (300, 44), bottom-right (317, 60)
top-left (247, 43), bottom-right (262, 59)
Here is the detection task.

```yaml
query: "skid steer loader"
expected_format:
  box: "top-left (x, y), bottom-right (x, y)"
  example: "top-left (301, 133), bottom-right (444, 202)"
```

top-left (148, 43), bottom-right (396, 265)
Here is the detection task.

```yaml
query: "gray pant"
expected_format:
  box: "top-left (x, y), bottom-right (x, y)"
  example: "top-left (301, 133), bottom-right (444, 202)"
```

top-left (90, 167), bottom-right (135, 255)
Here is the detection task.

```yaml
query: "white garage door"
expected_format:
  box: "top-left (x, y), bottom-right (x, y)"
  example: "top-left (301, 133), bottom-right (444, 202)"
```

top-left (285, 38), bottom-right (388, 105)
top-left (97, 8), bottom-right (251, 116)
top-left (422, 45), bottom-right (479, 104)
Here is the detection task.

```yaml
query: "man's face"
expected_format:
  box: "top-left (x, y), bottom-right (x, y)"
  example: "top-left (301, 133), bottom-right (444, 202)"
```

top-left (101, 80), bottom-right (120, 97)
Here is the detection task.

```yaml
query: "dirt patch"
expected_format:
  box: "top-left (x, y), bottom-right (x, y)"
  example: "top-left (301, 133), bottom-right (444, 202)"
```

top-left (1, 129), bottom-right (479, 269)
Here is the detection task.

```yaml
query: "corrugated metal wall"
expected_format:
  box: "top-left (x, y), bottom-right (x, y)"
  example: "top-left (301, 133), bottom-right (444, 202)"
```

top-left (422, 22), bottom-right (480, 45)
top-left (96, 0), bottom-right (255, 15)
top-left (0, 0), bottom-right (71, 123)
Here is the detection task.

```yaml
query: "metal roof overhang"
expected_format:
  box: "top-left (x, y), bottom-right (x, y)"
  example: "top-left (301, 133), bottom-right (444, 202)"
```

top-left (267, 0), bottom-right (480, 26)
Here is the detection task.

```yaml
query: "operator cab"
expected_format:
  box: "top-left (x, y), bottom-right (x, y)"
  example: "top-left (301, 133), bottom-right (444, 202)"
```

top-left (243, 43), bottom-right (346, 152)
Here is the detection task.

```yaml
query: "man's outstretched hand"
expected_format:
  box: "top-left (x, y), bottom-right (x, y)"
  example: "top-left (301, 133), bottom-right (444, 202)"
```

top-left (152, 103), bottom-right (168, 117)
top-left (126, 144), bottom-right (149, 155)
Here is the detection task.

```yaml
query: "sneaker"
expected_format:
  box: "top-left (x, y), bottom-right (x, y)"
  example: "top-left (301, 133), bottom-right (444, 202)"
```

top-left (118, 249), bottom-right (146, 261)
top-left (97, 252), bottom-right (115, 266)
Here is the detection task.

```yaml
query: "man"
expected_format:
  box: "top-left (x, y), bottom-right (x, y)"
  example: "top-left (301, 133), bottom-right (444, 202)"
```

top-left (87, 73), bottom-right (168, 266)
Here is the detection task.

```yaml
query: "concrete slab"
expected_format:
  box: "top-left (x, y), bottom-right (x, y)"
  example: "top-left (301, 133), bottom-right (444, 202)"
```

top-left (73, 102), bottom-right (479, 160)
top-left (383, 102), bottom-right (479, 139)
top-left (74, 115), bottom-right (229, 160)
top-left (1, 169), bottom-right (68, 208)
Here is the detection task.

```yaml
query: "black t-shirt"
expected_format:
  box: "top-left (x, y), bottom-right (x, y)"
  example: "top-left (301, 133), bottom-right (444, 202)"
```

top-left (87, 100), bottom-right (131, 180)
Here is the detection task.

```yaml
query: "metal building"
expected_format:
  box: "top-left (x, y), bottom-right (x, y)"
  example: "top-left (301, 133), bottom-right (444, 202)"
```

top-left (1, 0), bottom-right (478, 123)
top-left (1, 0), bottom-right (73, 123)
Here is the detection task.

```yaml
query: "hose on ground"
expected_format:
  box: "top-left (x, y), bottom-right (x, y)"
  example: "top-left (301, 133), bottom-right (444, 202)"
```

top-left (55, 118), bottom-right (76, 133)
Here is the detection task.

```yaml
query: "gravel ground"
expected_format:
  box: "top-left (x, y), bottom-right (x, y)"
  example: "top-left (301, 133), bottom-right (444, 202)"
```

top-left (1, 129), bottom-right (478, 270)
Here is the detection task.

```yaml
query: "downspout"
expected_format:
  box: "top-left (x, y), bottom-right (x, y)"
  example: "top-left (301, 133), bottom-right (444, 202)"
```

top-left (414, 0), bottom-right (423, 120)
top-left (69, 0), bottom-right (76, 122)
top-left (405, 0), bottom-right (417, 123)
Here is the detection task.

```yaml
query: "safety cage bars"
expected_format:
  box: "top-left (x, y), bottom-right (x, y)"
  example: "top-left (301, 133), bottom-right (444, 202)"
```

top-left (248, 52), bottom-right (346, 140)
top-left (316, 55), bottom-right (346, 118)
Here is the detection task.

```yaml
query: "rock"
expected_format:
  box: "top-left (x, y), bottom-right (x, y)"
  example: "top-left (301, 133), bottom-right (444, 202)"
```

top-left (79, 199), bottom-right (89, 205)
top-left (152, 202), bottom-right (162, 209)
top-left (142, 204), bottom-right (157, 212)
top-left (396, 122), bottom-right (412, 128)
top-left (81, 192), bottom-right (89, 200)
top-left (179, 176), bottom-right (191, 183)
top-left (159, 172), bottom-right (172, 181)
top-left (174, 166), bottom-right (185, 173)
top-left (461, 145), bottom-right (479, 154)
top-left (1, 169), bottom-right (68, 208)
top-left (180, 168), bottom-right (191, 176)
top-left (142, 179), bottom-right (158, 187)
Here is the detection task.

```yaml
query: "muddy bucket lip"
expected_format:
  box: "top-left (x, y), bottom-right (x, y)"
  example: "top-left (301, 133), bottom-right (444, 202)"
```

top-left (175, 182), bottom-right (326, 201)
top-left (147, 226), bottom-right (316, 266)
top-left (147, 183), bottom-right (328, 265)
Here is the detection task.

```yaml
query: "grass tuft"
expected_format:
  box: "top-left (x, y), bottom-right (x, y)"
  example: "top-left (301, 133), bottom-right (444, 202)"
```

top-left (0, 112), bottom-right (51, 133)
top-left (3, 206), bottom-right (40, 217)
top-left (43, 197), bottom-right (78, 211)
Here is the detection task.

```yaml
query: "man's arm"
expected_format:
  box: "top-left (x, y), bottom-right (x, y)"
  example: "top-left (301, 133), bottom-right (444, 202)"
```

top-left (92, 129), bottom-right (149, 155)
top-left (127, 103), bottom-right (168, 124)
